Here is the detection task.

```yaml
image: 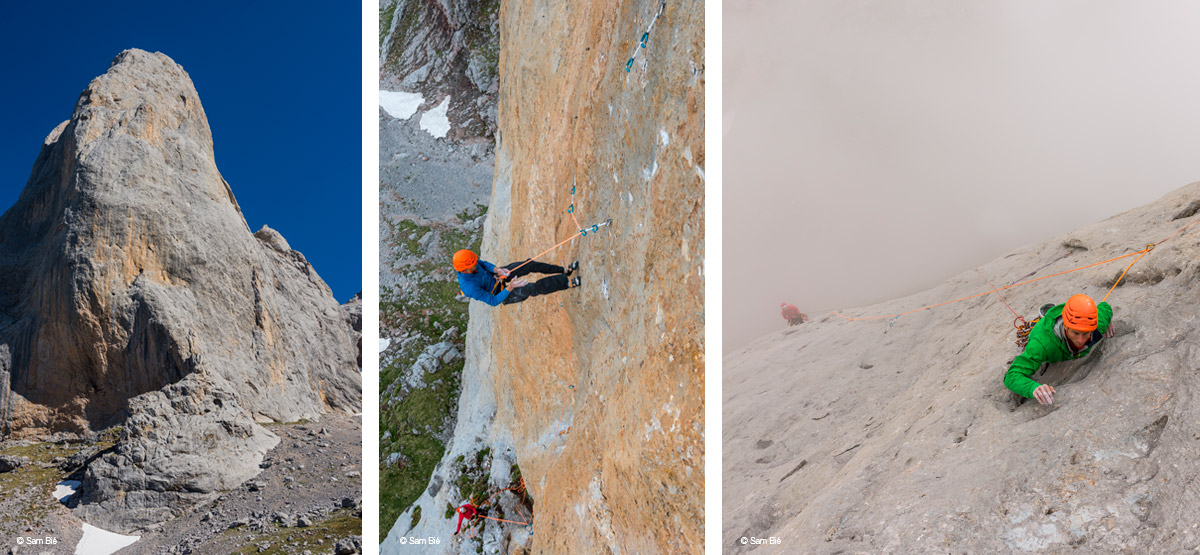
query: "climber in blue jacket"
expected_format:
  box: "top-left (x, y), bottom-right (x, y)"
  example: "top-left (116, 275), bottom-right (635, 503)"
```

top-left (453, 249), bottom-right (579, 306)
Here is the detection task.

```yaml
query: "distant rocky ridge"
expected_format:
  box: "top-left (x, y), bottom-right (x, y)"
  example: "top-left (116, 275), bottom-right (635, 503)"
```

top-left (0, 49), bottom-right (360, 533)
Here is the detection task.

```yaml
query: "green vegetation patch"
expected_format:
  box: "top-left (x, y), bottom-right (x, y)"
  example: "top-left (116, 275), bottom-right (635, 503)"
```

top-left (443, 204), bottom-right (487, 255)
top-left (0, 431), bottom-right (119, 536)
top-left (378, 358), bottom-right (463, 541)
top-left (453, 447), bottom-right (492, 506)
top-left (226, 509), bottom-right (361, 555)
top-left (385, 219), bottom-right (433, 258)
top-left (380, 2), bottom-right (398, 47)
top-left (380, 280), bottom-right (468, 363)
top-left (378, 205), bottom-right (488, 542)
top-left (383, 0), bottom-right (425, 73)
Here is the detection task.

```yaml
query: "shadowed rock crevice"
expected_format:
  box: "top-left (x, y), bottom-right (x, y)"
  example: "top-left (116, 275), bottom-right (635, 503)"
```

top-left (1172, 199), bottom-right (1200, 220)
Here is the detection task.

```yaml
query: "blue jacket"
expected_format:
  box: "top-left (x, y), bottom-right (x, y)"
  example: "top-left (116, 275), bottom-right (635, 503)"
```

top-left (457, 260), bottom-right (509, 306)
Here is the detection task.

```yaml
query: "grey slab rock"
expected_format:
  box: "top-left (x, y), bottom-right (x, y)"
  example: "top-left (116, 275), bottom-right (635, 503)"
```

top-left (382, 147), bottom-right (527, 553)
top-left (342, 293), bottom-right (363, 369)
top-left (0, 49), bottom-right (359, 531)
top-left (57, 444), bottom-right (108, 473)
top-left (72, 375), bottom-right (280, 533)
top-left (724, 181), bottom-right (1200, 554)
top-left (0, 455), bottom-right (28, 473)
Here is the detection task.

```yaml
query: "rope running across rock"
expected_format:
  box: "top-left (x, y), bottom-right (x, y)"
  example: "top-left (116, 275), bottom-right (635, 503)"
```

top-left (830, 215), bottom-right (1200, 325)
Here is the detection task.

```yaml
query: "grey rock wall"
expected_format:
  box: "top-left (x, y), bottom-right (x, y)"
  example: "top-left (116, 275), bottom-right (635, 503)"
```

top-left (72, 375), bottom-right (280, 532)
top-left (0, 49), bottom-right (360, 531)
top-left (725, 181), bottom-right (1200, 553)
top-left (381, 128), bottom-right (518, 555)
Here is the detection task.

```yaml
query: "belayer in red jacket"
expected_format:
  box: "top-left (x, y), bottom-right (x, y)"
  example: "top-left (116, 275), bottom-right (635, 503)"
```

top-left (454, 502), bottom-right (489, 535)
top-left (780, 303), bottom-right (808, 326)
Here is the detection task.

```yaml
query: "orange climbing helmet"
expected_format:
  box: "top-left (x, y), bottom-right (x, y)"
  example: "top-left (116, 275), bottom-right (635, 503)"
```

top-left (1062, 294), bottom-right (1098, 332)
top-left (453, 250), bottom-right (478, 272)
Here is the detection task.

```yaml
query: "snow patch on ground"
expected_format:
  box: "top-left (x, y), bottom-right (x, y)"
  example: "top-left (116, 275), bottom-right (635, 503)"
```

top-left (420, 96), bottom-right (452, 138)
top-left (378, 337), bottom-right (391, 353)
top-left (379, 90), bottom-right (425, 120)
top-left (56, 482), bottom-right (141, 554)
top-left (75, 524), bottom-right (140, 555)
top-left (53, 480), bottom-right (80, 503)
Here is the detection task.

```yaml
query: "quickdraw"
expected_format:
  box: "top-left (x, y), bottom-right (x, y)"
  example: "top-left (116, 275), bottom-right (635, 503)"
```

top-left (625, 1), bottom-right (667, 72)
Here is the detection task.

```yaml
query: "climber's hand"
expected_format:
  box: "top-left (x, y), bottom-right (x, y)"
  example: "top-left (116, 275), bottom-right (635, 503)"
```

top-left (1033, 384), bottom-right (1056, 405)
top-left (510, 278), bottom-right (529, 288)
top-left (1105, 321), bottom-right (1116, 338)
top-left (497, 268), bottom-right (512, 278)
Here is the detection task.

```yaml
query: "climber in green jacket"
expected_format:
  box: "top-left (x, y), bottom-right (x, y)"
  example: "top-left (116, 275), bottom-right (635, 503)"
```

top-left (1004, 294), bottom-right (1115, 405)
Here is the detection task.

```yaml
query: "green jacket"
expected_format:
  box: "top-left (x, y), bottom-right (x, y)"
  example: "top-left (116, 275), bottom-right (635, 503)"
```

top-left (1003, 302), bottom-right (1113, 398)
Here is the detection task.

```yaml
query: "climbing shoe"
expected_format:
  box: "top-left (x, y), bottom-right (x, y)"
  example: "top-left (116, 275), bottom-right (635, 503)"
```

top-left (566, 260), bottom-right (579, 276)
top-left (570, 276), bottom-right (581, 288)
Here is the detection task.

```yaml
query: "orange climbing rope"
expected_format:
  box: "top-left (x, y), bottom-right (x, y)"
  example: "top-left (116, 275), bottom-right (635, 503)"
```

top-left (481, 515), bottom-right (531, 526)
top-left (488, 218), bottom-right (610, 296)
top-left (1101, 245), bottom-right (1152, 303)
top-left (462, 483), bottom-right (534, 538)
top-left (832, 248), bottom-right (1148, 322)
top-left (488, 231), bottom-right (586, 295)
top-left (975, 269), bottom-right (1021, 322)
top-left (486, 180), bottom-right (612, 295)
top-left (480, 478), bottom-right (527, 509)
top-left (831, 214), bottom-right (1199, 323)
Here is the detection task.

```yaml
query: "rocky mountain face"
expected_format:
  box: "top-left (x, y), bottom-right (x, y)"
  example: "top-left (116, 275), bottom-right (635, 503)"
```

top-left (725, 182), bottom-right (1200, 553)
top-left (377, 0), bottom-right (500, 542)
top-left (383, 0), bottom-right (705, 553)
top-left (0, 49), bottom-right (360, 533)
top-left (380, 0), bottom-right (501, 137)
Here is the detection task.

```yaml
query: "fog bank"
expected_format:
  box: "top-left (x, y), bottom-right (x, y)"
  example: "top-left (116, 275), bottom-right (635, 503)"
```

top-left (724, 0), bottom-right (1200, 351)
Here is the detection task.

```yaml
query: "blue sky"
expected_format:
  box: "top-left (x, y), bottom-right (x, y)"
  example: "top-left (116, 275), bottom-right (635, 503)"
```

top-left (0, 2), bottom-right (361, 302)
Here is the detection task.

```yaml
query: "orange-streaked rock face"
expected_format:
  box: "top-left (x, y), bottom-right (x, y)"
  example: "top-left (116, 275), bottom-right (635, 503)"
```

top-left (0, 50), bottom-right (361, 533)
top-left (0, 50), bottom-right (360, 438)
top-left (487, 1), bottom-right (704, 552)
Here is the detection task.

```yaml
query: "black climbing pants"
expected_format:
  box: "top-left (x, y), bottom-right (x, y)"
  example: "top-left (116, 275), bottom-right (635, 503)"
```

top-left (500, 259), bottom-right (569, 305)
